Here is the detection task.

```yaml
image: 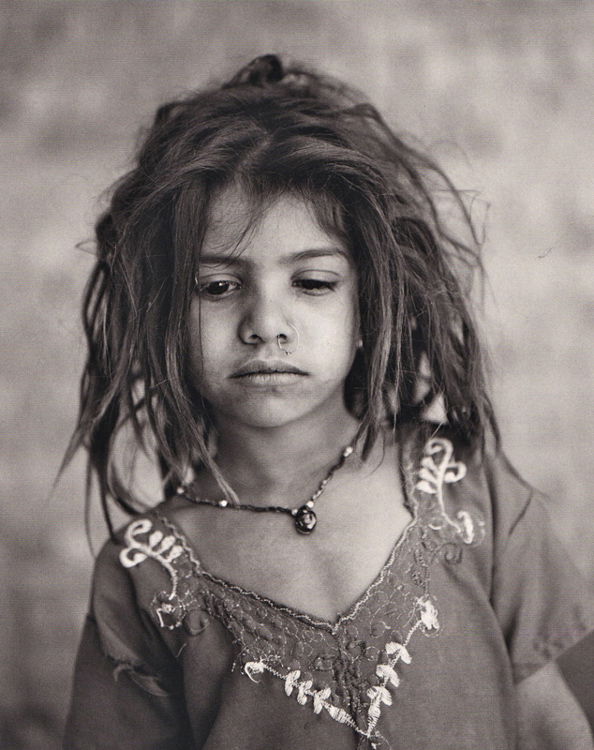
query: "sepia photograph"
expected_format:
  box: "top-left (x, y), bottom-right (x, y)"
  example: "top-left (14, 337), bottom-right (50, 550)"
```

top-left (2, 2), bottom-right (593, 748)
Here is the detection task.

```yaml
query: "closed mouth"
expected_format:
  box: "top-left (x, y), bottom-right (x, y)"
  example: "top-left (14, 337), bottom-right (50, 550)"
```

top-left (230, 360), bottom-right (308, 379)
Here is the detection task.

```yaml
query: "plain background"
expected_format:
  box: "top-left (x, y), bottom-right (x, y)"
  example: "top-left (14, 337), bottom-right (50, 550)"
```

top-left (1, 2), bottom-right (593, 748)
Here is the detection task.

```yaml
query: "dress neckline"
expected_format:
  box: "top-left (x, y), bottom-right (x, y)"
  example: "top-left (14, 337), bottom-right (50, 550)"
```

top-left (157, 507), bottom-right (418, 633)
top-left (118, 428), bottom-right (481, 746)
top-left (152, 424), bottom-right (423, 632)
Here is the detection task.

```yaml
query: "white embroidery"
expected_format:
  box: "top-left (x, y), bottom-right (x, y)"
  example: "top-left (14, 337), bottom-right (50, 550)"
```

top-left (120, 519), bottom-right (185, 571)
top-left (385, 642), bottom-right (411, 662)
top-left (241, 592), bottom-right (439, 742)
top-left (367, 684), bottom-right (392, 726)
top-left (312, 686), bottom-right (331, 714)
top-left (418, 596), bottom-right (440, 631)
top-left (118, 436), bottom-right (482, 746)
top-left (415, 437), bottom-right (485, 546)
top-left (376, 663), bottom-right (399, 688)
top-left (119, 518), bottom-right (189, 629)
top-left (365, 595), bottom-right (440, 735)
top-left (243, 660), bottom-right (361, 731)
top-left (284, 669), bottom-right (301, 696)
top-left (244, 660), bottom-right (265, 682)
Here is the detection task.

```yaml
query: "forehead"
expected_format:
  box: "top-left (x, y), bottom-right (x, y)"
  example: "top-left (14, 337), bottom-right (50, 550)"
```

top-left (201, 186), bottom-right (347, 262)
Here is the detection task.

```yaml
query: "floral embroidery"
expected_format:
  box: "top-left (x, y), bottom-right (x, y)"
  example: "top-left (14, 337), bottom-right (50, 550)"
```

top-left (119, 519), bottom-right (195, 628)
top-left (413, 437), bottom-right (485, 562)
top-left (119, 436), bottom-right (483, 748)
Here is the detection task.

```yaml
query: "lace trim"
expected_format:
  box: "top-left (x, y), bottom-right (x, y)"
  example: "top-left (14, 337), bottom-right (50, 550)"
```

top-left (119, 436), bottom-right (483, 748)
top-left (242, 597), bottom-right (438, 741)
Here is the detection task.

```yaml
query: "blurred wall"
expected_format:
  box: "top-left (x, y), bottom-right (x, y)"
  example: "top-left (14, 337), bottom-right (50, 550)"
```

top-left (1, 2), bottom-right (593, 747)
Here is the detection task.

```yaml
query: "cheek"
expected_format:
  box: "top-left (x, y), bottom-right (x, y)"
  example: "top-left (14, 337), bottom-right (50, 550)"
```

top-left (189, 302), bottom-right (228, 359)
top-left (311, 300), bottom-right (359, 370)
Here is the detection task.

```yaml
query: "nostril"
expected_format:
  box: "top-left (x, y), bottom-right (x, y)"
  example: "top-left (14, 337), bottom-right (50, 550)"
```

top-left (238, 303), bottom-right (293, 346)
top-left (248, 333), bottom-right (262, 343)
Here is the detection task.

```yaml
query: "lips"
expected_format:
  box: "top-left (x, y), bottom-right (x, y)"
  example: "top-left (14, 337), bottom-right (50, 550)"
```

top-left (230, 359), bottom-right (308, 380)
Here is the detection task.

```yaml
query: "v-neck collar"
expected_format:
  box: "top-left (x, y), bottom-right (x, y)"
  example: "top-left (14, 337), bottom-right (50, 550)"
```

top-left (152, 424), bottom-right (422, 631)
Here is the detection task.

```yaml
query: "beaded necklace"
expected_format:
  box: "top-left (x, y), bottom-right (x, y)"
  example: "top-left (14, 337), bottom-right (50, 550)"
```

top-left (175, 444), bottom-right (354, 535)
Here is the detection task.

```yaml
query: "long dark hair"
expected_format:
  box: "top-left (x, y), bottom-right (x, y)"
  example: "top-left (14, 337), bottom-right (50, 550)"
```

top-left (64, 54), bottom-right (498, 535)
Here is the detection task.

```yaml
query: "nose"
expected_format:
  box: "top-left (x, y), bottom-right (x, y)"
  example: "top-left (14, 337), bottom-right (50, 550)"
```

top-left (238, 287), bottom-right (295, 347)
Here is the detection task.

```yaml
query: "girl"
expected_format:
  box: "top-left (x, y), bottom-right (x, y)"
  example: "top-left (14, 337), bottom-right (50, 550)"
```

top-left (64, 55), bottom-right (593, 749)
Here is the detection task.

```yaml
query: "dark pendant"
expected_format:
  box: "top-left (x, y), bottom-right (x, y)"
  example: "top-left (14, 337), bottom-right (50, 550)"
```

top-left (294, 505), bottom-right (317, 534)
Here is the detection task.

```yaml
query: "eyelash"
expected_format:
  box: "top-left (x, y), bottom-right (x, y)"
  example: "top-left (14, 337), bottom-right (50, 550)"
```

top-left (196, 278), bottom-right (338, 299)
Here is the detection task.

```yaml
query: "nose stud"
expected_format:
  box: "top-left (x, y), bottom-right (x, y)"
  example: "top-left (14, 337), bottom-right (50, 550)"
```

top-left (277, 323), bottom-right (299, 355)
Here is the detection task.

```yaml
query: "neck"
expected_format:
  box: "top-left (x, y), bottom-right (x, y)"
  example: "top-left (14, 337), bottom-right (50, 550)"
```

top-left (210, 411), bottom-right (361, 504)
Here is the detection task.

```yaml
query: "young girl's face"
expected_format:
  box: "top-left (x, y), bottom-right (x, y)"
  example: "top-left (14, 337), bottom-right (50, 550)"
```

top-left (189, 188), bottom-right (359, 432)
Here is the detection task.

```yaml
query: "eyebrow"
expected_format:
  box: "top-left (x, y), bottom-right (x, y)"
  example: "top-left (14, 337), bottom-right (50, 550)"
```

top-left (197, 247), bottom-right (350, 267)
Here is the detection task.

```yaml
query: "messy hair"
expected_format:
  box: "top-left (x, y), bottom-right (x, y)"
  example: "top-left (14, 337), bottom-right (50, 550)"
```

top-left (64, 54), bottom-right (497, 534)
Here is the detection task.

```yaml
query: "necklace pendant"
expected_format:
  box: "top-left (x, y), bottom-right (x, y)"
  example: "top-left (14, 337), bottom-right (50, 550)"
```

top-left (294, 504), bottom-right (317, 534)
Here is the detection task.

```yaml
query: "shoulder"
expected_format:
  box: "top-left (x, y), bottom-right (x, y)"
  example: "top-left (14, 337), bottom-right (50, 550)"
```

top-left (88, 507), bottom-right (201, 642)
top-left (409, 423), bottom-right (539, 540)
top-left (91, 507), bottom-right (187, 612)
top-left (80, 513), bottom-right (190, 695)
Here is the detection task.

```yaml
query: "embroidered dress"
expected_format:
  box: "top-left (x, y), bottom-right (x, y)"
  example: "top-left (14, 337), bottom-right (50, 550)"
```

top-left (65, 429), bottom-right (594, 750)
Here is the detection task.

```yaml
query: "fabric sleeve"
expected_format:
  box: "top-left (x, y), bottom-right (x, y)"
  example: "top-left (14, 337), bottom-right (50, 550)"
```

top-left (491, 483), bottom-right (594, 684)
top-left (63, 533), bottom-right (193, 750)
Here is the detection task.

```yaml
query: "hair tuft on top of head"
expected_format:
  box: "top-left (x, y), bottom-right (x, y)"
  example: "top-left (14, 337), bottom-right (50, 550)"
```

top-left (223, 53), bottom-right (284, 88)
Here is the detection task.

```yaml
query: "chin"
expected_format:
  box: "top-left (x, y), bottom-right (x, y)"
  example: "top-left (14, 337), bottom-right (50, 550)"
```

top-left (216, 389), bottom-right (345, 431)
top-left (223, 403), bottom-right (313, 430)
top-left (206, 377), bottom-right (352, 431)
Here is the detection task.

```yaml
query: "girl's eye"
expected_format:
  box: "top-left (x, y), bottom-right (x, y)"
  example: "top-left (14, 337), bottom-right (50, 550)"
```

top-left (198, 280), bottom-right (241, 299)
top-left (294, 278), bottom-right (338, 296)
